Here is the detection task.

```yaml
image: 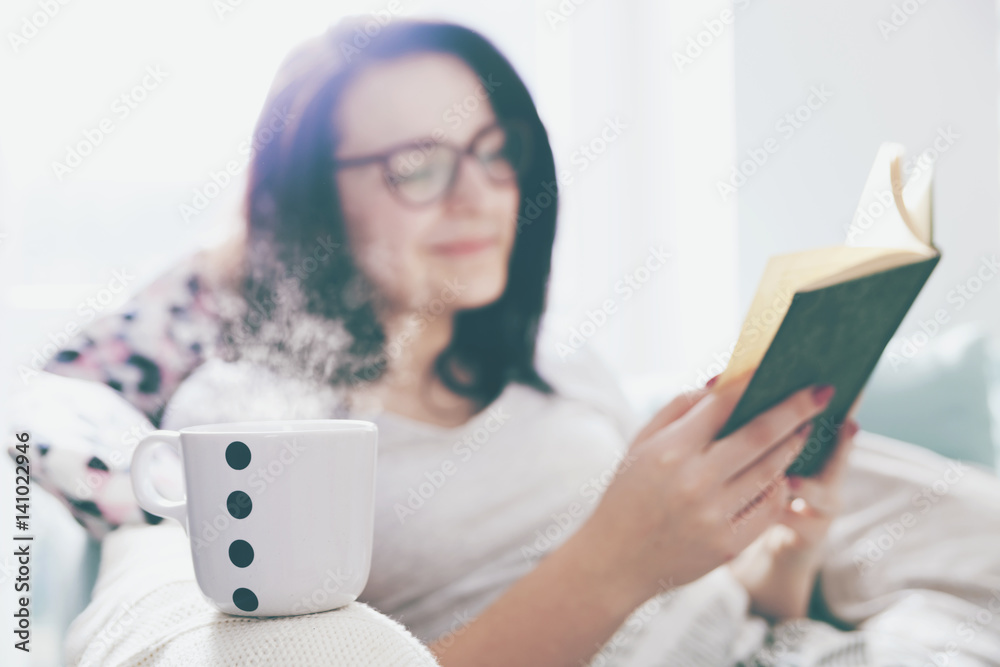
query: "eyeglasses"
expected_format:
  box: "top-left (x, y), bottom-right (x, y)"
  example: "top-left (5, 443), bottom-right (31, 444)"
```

top-left (333, 120), bottom-right (532, 207)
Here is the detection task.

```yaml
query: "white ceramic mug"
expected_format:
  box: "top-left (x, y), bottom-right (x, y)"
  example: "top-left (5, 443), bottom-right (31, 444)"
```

top-left (131, 419), bottom-right (378, 617)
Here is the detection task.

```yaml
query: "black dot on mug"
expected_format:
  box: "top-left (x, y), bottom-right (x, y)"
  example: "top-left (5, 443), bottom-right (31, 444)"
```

top-left (227, 491), bottom-right (252, 519)
top-left (229, 540), bottom-right (254, 568)
top-left (226, 441), bottom-right (251, 470)
top-left (233, 587), bottom-right (258, 612)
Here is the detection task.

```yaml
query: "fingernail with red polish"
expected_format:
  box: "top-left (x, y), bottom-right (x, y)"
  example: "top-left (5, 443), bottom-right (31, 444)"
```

top-left (706, 374), bottom-right (720, 388)
top-left (812, 384), bottom-right (835, 406)
top-left (788, 476), bottom-right (802, 489)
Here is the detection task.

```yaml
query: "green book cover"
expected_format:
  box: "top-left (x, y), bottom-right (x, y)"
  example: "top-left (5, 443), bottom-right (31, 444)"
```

top-left (713, 143), bottom-right (941, 476)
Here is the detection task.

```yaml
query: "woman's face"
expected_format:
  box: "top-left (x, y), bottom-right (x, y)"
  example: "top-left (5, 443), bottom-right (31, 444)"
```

top-left (334, 52), bottom-right (520, 316)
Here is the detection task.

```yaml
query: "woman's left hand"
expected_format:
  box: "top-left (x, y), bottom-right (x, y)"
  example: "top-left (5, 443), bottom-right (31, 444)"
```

top-left (727, 418), bottom-right (860, 623)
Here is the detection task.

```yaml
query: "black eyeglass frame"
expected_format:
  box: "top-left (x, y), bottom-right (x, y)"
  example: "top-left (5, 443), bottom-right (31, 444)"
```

top-left (332, 119), bottom-right (532, 207)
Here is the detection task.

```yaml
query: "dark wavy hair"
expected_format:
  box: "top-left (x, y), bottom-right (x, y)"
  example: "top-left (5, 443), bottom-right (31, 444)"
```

top-left (216, 18), bottom-right (558, 409)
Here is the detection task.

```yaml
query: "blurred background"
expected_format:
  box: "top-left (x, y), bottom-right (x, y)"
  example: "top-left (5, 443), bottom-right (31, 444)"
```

top-left (1, 1), bottom-right (999, 664)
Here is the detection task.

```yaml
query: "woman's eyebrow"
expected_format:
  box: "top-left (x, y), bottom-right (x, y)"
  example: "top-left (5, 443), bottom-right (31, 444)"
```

top-left (393, 117), bottom-right (498, 151)
top-left (338, 119), bottom-right (498, 162)
top-left (338, 132), bottom-right (442, 161)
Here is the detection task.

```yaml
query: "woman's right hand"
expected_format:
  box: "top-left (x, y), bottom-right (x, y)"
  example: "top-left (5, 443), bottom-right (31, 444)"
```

top-left (576, 374), bottom-right (835, 603)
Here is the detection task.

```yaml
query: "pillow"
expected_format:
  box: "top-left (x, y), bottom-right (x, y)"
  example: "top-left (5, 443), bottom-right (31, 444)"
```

top-left (853, 322), bottom-right (996, 471)
top-left (5, 371), bottom-right (182, 539)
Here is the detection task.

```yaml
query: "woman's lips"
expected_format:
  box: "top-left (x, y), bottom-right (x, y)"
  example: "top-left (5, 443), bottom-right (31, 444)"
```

top-left (430, 238), bottom-right (498, 256)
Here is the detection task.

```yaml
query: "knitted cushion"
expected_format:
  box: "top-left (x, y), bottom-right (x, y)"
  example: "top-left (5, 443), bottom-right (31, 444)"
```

top-left (65, 521), bottom-right (440, 667)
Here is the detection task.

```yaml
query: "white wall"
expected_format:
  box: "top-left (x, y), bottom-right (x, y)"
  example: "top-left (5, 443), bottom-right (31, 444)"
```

top-left (733, 0), bottom-right (1000, 345)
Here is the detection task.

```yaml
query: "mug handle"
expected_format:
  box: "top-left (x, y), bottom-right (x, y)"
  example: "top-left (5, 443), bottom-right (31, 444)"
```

top-left (131, 430), bottom-right (188, 532)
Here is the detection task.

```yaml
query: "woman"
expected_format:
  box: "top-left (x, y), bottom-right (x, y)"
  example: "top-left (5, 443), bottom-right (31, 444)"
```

top-left (20, 18), bottom-right (1000, 666)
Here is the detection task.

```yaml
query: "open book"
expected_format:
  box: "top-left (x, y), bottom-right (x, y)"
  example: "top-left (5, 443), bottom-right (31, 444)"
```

top-left (713, 143), bottom-right (941, 476)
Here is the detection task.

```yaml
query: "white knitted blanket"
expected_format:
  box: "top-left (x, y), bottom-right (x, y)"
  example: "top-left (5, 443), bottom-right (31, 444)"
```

top-left (61, 358), bottom-right (1000, 665)
top-left (65, 520), bottom-right (441, 667)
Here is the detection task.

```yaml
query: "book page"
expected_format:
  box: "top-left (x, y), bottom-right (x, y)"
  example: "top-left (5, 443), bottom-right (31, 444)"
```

top-left (844, 142), bottom-right (934, 253)
top-left (902, 158), bottom-right (933, 246)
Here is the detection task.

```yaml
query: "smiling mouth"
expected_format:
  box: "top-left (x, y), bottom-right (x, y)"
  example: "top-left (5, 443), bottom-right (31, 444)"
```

top-left (430, 238), bottom-right (498, 256)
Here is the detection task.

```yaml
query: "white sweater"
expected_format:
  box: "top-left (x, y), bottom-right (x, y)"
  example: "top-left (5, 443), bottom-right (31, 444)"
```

top-left (357, 358), bottom-right (764, 664)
